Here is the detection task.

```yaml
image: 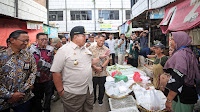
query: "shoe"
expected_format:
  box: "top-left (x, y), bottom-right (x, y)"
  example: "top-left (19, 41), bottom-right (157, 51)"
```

top-left (98, 101), bottom-right (103, 106)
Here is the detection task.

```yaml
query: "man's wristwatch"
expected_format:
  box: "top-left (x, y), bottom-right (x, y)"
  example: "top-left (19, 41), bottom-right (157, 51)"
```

top-left (100, 65), bottom-right (103, 70)
top-left (58, 88), bottom-right (64, 95)
top-left (167, 99), bottom-right (172, 103)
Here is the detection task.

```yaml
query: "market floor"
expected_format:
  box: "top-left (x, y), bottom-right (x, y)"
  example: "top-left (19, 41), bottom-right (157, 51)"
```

top-left (50, 94), bottom-right (111, 112)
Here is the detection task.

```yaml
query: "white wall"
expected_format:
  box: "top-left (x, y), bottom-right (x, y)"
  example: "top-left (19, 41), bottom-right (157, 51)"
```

top-left (0, 0), bottom-right (15, 17)
top-left (49, 0), bottom-right (131, 32)
top-left (0, 0), bottom-right (47, 24)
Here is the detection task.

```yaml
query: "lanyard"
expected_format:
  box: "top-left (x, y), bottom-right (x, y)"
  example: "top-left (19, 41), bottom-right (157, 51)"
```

top-left (177, 46), bottom-right (187, 50)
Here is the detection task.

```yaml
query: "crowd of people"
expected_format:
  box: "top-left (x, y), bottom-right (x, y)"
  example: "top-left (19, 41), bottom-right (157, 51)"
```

top-left (0, 25), bottom-right (199, 112)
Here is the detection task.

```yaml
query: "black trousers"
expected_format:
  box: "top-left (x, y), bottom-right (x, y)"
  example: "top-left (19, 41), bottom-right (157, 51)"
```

top-left (93, 76), bottom-right (106, 102)
top-left (108, 53), bottom-right (115, 66)
top-left (31, 80), bottom-right (54, 112)
top-left (127, 58), bottom-right (138, 67)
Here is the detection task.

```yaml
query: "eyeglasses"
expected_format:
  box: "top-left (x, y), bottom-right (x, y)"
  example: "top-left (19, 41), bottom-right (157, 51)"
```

top-left (39, 39), bottom-right (48, 41)
top-left (16, 39), bottom-right (29, 43)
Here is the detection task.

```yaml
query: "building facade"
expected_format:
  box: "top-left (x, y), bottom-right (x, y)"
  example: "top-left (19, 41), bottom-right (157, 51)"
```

top-left (0, 0), bottom-right (47, 24)
top-left (49, 0), bottom-right (131, 33)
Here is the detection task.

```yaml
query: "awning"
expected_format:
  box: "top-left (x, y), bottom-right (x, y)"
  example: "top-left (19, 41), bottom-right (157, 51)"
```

top-left (160, 0), bottom-right (200, 34)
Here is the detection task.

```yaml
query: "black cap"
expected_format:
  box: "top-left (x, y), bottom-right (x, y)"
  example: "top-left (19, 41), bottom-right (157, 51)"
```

top-left (154, 43), bottom-right (165, 49)
top-left (70, 26), bottom-right (89, 38)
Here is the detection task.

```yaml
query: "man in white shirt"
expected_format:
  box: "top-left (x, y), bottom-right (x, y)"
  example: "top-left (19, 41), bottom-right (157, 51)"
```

top-left (106, 34), bottom-right (116, 65)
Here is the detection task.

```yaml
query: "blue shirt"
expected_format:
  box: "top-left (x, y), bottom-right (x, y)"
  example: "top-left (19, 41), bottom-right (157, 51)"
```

top-left (118, 39), bottom-right (126, 55)
top-left (139, 48), bottom-right (152, 58)
top-left (140, 36), bottom-right (148, 49)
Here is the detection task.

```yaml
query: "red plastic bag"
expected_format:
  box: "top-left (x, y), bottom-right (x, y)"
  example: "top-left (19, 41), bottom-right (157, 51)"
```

top-left (111, 70), bottom-right (122, 78)
top-left (133, 72), bottom-right (142, 82)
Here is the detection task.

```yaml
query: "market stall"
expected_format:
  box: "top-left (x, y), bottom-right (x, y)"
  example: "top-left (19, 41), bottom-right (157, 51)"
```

top-left (106, 64), bottom-right (167, 112)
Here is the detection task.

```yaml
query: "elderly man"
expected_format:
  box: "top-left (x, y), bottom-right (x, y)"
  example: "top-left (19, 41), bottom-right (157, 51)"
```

top-left (118, 33), bottom-right (126, 65)
top-left (29, 33), bottom-right (54, 112)
top-left (51, 37), bottom-right (62, 54)
top-left (50, 26), bottom-right (110, 112)
top-left (0, 30), bottom-right (37, 112)
top-left (89, 35), bottom-right (109, 106)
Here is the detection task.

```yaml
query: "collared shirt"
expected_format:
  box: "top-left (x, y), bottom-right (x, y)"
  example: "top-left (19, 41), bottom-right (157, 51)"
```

top-left (0, 47), bottom-right (37, 110)
top-left (89, 44), bottom-right (109, 77)
top-left (106, 39), bottom-right (115, 54)
top-left (118, 39), bottom-right (126, 54)
top-left (29, 44), bottom-right (54, 83)
top-left (50, 42), bottom-right (93, 94)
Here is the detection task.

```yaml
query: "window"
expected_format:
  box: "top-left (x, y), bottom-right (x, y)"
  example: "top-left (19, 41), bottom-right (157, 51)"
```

top-left (49, 11), bottom-right (63, 21)
top-left (126, 10), bottom-right (131, 20)
top-left (99, 10), bottom-right (119, 20)
top-left (131, 0), bottom-right (138, 7)
top-left (70, 11), bottom-right (92, 20)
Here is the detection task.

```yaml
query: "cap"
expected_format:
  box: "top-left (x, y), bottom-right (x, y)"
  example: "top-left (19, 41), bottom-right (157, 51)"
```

top-left (51, 38), bottom-right (61, 46)
top-left (154, 43), bottom-right (165, 49)
top-left (70, 26), bottom-right (89, 38)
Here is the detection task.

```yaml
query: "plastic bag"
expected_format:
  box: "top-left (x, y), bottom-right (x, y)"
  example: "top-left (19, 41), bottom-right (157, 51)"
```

top-left (150, 90), bottom-right (161, 111)
top-left (114, 75), bottom-right (128, 83)
top-left (111, 70), bottom-right (122, 78)
top-left (133, 72), bottom-right (142, 82)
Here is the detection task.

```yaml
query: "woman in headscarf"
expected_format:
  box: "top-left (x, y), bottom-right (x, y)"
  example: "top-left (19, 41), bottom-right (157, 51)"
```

top-left (164, 31), bottom-right (200, 112)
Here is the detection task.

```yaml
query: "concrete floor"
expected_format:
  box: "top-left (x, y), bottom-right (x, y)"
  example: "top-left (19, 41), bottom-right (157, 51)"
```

top-left (50, 94), bottom-right (111, 112)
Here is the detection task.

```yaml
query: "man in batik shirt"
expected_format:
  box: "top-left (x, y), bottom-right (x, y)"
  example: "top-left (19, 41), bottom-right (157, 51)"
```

top-left (89, 35), bottom-right (109, 106)
top-left (29, 33), bottom-right (54, 112)
top-left (0, 30), bottom-right (37, 112)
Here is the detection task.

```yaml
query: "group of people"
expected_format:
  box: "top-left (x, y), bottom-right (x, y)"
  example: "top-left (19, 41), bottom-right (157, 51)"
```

top-left (0, 25), bottom-right (199, 112)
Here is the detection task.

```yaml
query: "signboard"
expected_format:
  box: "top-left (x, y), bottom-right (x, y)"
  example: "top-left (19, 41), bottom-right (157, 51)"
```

top-left (160, 0), bottom-right (200, 34)
top-left (100, 24), bottom-right (112, 30)
top-left (27, 22), bottom-right (42, 30)
top-left (150, 8), bottom-right (165, 19)
top-left (43, 25), bottom-right (58, 38)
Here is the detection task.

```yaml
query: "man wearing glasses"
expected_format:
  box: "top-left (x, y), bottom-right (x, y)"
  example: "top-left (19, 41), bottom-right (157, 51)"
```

top-left (29, 33), bottom-right (54, 112)
top-left (0, 30), bottom-right (37, 112)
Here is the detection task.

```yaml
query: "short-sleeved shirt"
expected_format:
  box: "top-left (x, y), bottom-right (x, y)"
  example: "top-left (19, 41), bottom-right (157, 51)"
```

top-left (139, 48), bottom-right (152, 58)
top-left (0, 47), bottom-right (37, 110)
top-left (154, 56), bottom-right (168, 67)
top-left (89, 45), bottom-right (109, 77)
top-left (118, 39), bottom-right (126, 54)
top-left (106, 39), bottom-right (115, 53)
top-left (50, 42), bottom-right (93, 94)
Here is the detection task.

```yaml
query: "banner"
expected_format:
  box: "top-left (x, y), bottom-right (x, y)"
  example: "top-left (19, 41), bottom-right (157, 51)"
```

top-left (160, 0), bottom-right (200, 34)
top-left (150, 8), bottom-right (165, 19)
top-left (43, 25), bottom-right (58, 38)
top-left (100, 24), bottom-right (112, 30)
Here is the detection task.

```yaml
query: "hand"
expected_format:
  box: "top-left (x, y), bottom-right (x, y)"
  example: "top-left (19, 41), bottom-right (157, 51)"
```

top-left (101, 50), bottom-right (110, 59)
top-left (120, 40), bottom-right (124, 44)
top-left (129, 55), bottom-right (132, 58)
top-left (8, 92), bottom-right (25, 103)
top-left (86, 43), bottom-right (91, 47)
top-left (165, 101), bottom-right (173, 111)
top-left (59, 90), bottom-right (64, 96)
top-left (95, 67), bottom-right (102, 73)
top-left (30, 85), bottom-right (34, 90)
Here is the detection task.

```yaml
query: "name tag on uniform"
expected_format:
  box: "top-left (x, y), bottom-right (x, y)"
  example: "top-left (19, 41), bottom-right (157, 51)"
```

top-left (24, 61), bottom-right (30, 70)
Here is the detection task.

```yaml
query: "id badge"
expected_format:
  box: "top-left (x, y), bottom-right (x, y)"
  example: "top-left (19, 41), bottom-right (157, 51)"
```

top-left (24, 61), bottom-right (30, 70)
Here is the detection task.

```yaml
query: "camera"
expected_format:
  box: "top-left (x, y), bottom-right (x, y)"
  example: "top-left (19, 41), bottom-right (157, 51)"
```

top-left (122, 39), bottom-right (124, 41)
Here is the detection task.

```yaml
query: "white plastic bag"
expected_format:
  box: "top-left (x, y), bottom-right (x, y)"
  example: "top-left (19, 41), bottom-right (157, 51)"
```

top-left (150, 90), bottom-right (161, 111)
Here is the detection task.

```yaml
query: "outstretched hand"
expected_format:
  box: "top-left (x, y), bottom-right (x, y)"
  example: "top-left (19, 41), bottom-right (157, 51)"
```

top-left (101, 50), bottom-right (110, 59)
